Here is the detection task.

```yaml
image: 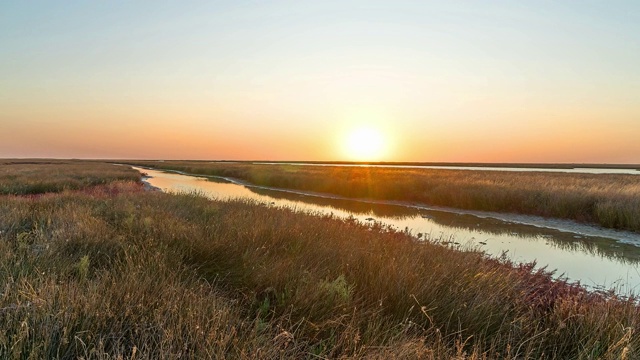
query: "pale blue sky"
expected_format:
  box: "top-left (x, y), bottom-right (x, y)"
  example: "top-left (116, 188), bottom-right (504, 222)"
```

top-left (1, 1), bottom-right (639, 161)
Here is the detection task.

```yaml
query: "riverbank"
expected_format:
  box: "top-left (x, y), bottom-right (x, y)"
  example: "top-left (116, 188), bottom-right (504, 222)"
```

top-left (1, 161), bottom-right (638, 358)
top-left (123, 160), bottom-right (640, 232)
top-left (136, 166), bottom-right (640, 293)
top-left (134, 166), bottom-right (640, 247)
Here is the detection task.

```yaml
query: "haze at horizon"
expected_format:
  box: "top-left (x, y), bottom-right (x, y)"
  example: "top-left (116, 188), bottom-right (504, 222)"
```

top-left (1, 1), bottom-right (639, 163)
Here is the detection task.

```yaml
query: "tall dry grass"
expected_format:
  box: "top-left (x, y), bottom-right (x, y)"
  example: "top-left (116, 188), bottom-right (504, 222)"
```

top-left (1, 162), bottom-right (638, 358)
top-left (125, 161), bottom-right (640, 232)
top-left (0, 160), bottom-right (139, 195)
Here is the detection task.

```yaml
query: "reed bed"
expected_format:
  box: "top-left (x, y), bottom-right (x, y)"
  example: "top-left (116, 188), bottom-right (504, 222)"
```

top-left (0, 160), bottom-right (139, 195)
top-left (125, 161), bottom-right (640, 232)
top-left (0, 162), bottom-right (638, 358)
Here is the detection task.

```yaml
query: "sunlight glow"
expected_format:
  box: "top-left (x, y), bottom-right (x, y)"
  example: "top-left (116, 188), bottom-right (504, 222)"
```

top-left (343, 126), bottom-right (387, 161)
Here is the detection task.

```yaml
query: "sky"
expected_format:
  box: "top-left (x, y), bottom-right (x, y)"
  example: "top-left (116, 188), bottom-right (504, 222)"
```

top-left (1, 1), bottom-right (639, 163)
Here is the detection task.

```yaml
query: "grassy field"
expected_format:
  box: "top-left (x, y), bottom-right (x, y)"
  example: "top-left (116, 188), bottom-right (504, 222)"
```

top-left (0, 161), bottom-right (639, 358)
top-left (244, 161), bottom-right (640, 170)
top-left (0, 160), bottom-right (139, 195)
top-left (124, 160), bottom-right (640, 232)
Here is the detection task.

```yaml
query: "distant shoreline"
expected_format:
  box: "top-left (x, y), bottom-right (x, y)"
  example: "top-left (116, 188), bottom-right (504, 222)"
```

top-left (2, 158), bottom-right (639, 171)
top-left (131, 159), bottom-right (640, 170)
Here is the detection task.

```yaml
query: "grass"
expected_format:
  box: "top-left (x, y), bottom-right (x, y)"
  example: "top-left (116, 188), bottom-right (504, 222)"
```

top-left (1, 161), bottom-right (639, 358)
top-left (241, 161), bottom-right (640, 170)
top-left (243, 183), bottom-right (640, 262)
top-left (124, 160), bottom-right (640, 232)
top-left (0, 160), bottom-right (139, 195)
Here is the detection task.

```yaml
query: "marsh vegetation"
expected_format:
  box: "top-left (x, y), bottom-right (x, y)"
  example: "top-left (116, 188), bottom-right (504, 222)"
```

top-left (137, 166), bottom-right (640, 293)
top-left (125, 160), bottom-right (640, 232)
top-left (0, 160), bottom-right (139, 195)
top-left (1, 161), bottom-right (639, 358)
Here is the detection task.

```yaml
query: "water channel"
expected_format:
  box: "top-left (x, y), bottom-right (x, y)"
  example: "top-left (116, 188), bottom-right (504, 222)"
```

top-left (133, 166), bottom-right (640, 294)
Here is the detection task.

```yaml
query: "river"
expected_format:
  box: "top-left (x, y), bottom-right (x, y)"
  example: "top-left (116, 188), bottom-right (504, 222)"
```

top-left (133, 166), bottom-right (640, 294)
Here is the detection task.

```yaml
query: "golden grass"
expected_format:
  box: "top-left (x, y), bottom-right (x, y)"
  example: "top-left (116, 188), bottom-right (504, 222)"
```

top-left (124, 161), bottom-right (640, 232)
top-left (0, 162), bottom-right (638, 358)
top-left (0, 160), bottom-right (139, 195)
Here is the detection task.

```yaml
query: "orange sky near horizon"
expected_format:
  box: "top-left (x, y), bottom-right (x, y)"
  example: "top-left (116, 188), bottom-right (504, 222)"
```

top-left (1, 1), bottom-right (639, 163)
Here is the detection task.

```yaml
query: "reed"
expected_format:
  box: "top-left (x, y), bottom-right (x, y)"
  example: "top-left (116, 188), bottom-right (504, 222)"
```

top-left (0, 160), bottom-right (139, 195)
top-left (124, 160), bottom-right (640, 232)
top-left (0, 161), bottom-right (638, 358)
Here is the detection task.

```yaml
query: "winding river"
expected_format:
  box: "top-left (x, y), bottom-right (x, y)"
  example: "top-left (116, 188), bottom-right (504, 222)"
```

top-left (133, 166), bottom-right (640, 294)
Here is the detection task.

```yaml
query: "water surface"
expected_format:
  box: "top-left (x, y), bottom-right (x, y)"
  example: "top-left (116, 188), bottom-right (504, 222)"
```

top-left (135, 167), bottom-right (640, 294)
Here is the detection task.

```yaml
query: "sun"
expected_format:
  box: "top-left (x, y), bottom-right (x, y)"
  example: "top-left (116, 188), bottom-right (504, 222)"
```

top-left (343, 126), bottom-right (387, 161)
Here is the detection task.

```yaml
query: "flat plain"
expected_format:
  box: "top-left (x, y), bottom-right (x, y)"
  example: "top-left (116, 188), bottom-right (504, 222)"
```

top-left (1, 160), bottom-right (639, 359)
